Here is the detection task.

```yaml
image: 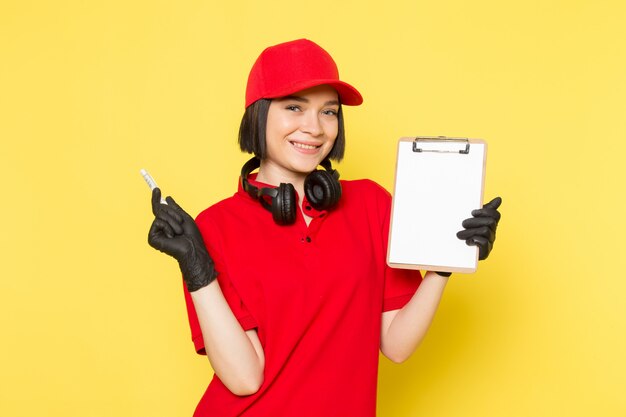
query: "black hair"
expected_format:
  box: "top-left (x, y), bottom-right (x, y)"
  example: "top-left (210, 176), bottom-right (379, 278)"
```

top-left (238, 98), bottom-right (346, 162)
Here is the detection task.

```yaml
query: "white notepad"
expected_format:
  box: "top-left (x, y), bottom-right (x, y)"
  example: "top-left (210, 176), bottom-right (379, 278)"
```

top-left (387, 137), bottom-right (487, 273)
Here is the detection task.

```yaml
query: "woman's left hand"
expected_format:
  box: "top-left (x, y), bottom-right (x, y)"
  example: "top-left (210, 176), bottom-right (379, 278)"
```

top-left (456, 196), bottom-right (502, 260)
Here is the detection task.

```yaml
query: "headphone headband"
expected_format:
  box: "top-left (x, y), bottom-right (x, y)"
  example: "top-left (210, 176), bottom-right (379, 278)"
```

top-left (240, 156), bottom-right (263, 200)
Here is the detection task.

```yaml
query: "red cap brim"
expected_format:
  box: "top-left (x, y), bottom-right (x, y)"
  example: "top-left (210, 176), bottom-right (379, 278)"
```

top-left (249, 79), bottom-right (363, 107)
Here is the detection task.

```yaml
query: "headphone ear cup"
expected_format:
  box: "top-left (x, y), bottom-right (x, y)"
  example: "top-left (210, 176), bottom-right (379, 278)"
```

top-left (273, 183), bottom-right (297, 225)
top-left (304, 170), bottom-right (342, 211)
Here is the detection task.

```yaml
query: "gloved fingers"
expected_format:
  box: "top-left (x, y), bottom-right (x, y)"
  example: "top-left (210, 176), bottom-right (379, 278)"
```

top-left (151, 188), bottom-right (162, 215)
top-left (478, 238), bottom-right (493, 260)
top-left (154, 209), bottom-right (184, 236)
top-left (165, 196), bottom-right (193, 220)
top-left (471, 207), bottom-right (501, 223)
top-left (458, 197), bottom-right (501, 261)
top-left (150, 189), bottom-right (184, 226)
top-left (165, 195), bottom-right (180, 209)
top-left (465, 235), bottom-right (492, 260)
top-left (156, 202), bottom-right (184, 224)
top-left (152, 189), bottom-right (186, 225)
top-left (461, 216), bottom-right (497, 230)
top-left (483, 196), bottom-right (502, 210)
top-left (165, 196), bottom-right (202, 238)
top-left (457, 225), bottom-right (495, 242)
top-left (148, 218), bottom-right (175, 249)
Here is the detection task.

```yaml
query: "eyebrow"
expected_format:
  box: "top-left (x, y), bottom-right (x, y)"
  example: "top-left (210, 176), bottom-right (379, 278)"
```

top-left (280, 95), bottom-right (340, 106)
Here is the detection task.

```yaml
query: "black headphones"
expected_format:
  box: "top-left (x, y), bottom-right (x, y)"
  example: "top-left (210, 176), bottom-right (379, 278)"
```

top-left (240, 156), bottom-right (342, 225)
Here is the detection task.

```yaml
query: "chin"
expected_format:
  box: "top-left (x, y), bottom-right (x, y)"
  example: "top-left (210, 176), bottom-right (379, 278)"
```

top-left (290, 162), bottom-right (320, 175)
top-left (290, 155), bottom-right (326, 174)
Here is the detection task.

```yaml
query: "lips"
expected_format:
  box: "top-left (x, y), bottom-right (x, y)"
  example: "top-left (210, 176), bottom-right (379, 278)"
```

top-left (290, 141), bottom-right (321, 150)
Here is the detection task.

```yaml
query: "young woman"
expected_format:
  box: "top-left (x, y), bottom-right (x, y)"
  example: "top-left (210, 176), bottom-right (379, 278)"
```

top-left (147, 39), bottom-right (502, 416)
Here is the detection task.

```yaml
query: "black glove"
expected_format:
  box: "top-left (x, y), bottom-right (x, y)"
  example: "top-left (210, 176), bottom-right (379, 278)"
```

top-left (433, 196), bottom-right (502, 277)
top-left (456, 196), bottom-right (502, 260)
top-left (147, 188), bottom-right (217, 292)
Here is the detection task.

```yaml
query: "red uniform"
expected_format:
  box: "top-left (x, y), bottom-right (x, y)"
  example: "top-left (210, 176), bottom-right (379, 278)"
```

top-left (183, 175), bottom-right (422, 416)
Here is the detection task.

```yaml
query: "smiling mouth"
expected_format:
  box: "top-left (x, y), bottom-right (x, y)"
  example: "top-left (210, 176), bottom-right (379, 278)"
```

top-left (290, 141), bottom-right (321, 150)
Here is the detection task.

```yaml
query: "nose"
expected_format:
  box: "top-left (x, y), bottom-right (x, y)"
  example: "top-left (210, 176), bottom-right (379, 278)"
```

top-left (300, 110), bottom-right (324, 137)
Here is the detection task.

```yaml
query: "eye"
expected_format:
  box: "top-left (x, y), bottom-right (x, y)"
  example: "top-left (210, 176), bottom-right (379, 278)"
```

top-left (322, 109), bottom-right (338, 116)
top-left (285, 105), bottom-right (302, 112)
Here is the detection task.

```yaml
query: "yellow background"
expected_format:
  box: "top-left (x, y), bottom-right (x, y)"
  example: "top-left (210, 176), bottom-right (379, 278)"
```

top-left (2, 1), bottom-right (625, 416)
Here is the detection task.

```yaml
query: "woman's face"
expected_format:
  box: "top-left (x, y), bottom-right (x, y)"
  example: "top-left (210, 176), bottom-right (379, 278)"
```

top-left (264, 84), bottom-right (340, 176)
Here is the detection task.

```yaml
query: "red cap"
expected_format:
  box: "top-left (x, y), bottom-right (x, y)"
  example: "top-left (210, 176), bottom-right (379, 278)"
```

top-left (245, 39), bottom-right (363, 108)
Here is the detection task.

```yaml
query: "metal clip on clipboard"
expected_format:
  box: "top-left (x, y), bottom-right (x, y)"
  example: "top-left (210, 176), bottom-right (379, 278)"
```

top-left (412, 136), bottom-right (470, 154)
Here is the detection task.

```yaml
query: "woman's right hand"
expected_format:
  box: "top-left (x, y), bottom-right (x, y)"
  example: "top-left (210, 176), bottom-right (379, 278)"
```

top-left (148, 188), bottom-right (217, 292)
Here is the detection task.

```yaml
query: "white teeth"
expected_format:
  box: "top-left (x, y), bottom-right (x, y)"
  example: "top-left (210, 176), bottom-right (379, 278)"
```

top-left (292, 142), bottom-right (318, 150)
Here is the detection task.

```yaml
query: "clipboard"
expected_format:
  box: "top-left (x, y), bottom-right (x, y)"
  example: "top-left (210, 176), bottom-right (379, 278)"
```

top-left (387, 136), bottom-right (487, 273)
